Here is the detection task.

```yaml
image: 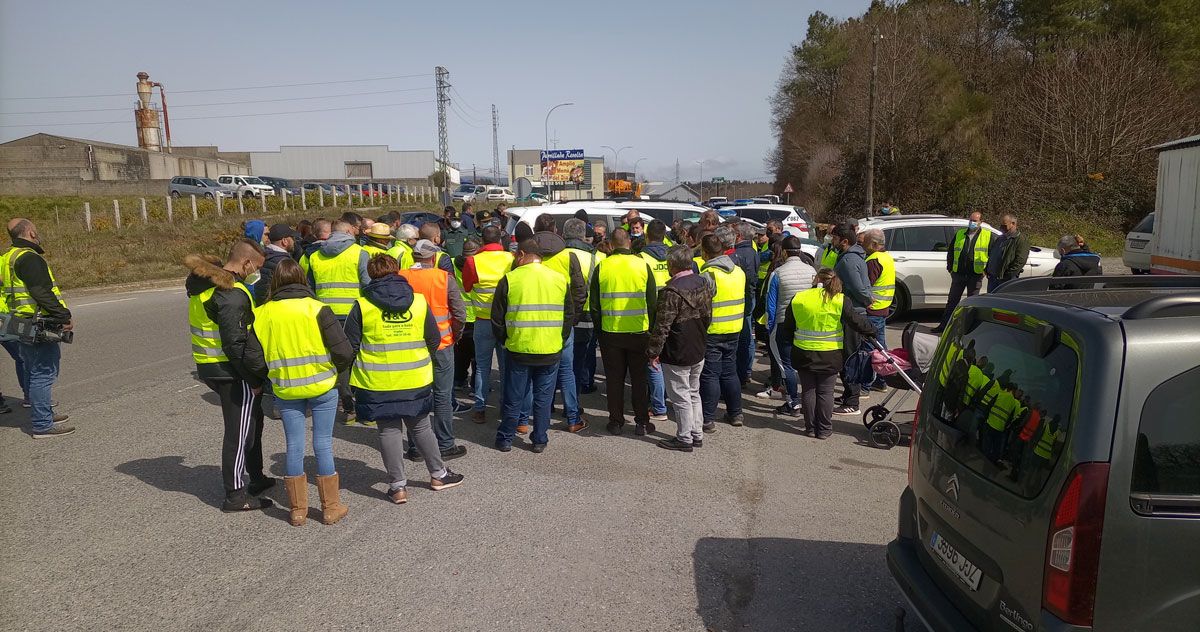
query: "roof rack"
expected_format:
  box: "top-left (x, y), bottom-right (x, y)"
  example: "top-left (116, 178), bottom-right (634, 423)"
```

top-left (1123, 293), bottom-right (1200, 319)
top-left (995, 275), bottom-right (1200, 294)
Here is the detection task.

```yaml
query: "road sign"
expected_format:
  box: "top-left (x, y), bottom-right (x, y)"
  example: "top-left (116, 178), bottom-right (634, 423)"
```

top-left (514, 177), bottom-right (532, 199)
top-left (711, 177), bottom-right (726, 183)
top-left (783, 183), bottom-right (794, 193)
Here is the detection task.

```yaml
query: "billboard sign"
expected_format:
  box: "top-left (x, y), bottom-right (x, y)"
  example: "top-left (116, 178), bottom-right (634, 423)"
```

top-left (541, 149), bottom-right (586, 184)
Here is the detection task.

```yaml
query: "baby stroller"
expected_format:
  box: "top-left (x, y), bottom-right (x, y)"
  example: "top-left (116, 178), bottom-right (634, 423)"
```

top-left (862, 322), bottom-right (939, 449)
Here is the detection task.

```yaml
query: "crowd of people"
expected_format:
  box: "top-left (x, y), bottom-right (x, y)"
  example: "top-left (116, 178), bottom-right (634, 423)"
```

top-left (0, 201), bottom-right (1106, 526)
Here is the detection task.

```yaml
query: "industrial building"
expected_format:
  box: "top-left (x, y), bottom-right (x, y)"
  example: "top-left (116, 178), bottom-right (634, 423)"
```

top-left (508, 149), bottom-right (605, 201)
top-left (245, 145), bottom-right (458, 187)
top-left (0, 133), bottom-right (251, 196)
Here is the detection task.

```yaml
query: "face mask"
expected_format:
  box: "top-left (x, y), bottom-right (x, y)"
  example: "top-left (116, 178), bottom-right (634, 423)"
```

top-left (450, 220), bottom-right (462, 229)
top-left (244, 270), bottom-right (261, 286)
top-left (632, 230), bottom-right (643, 238)
top-left (823, 235), bottom-right (833, 245)
top-left (968, 221), bottom-right (979, 231)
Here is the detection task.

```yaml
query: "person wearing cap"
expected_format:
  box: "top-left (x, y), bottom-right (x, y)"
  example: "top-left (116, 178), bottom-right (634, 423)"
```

top-left (442, 206), bottom-right (474, 258)
top-left (452, 240), bottom-right (480, 391)
top-left (253, 223), bottom-right (300, 306)
top-left (461, 225), bottom-right (514, 424)
top-left (361, 223), bottom-right (395, 258)
top-left (399, 239), bottom-right (468, 460)
top-left (388, 224), bottom-right (419, 269)
top-left (491, 238), bottom-right (573, 453)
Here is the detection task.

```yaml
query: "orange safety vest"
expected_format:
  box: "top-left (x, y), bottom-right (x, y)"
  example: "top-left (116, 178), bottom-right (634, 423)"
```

top-left (398, 267), bottom-right (453, 350)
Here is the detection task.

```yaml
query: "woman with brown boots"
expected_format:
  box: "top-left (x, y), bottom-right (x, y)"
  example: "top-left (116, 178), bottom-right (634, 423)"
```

top-left (244, 259), bottom-right (355, 526)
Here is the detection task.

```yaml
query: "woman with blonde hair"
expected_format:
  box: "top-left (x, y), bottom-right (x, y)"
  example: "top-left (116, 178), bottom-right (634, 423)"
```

top-left (779, 268), bottom-right (877, 439)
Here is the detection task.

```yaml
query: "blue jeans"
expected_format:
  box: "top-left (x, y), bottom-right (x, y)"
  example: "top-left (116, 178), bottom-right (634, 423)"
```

top-left (498, 354), bottom-right (558, 446)
top-left (572, 326), bottom-right (596, 392)
top-left (473, 322), bottom-right (505, 412)
top-left (647, 360), bottom-right (667, 415)
top-left (701, 337), bottom-right (742, 422)
top-left (277, 388), bottom-right (339, 477)
top-left (2, 339), bottom-right (27, 399)
top-left (555, 330), bottom-right (580, 423)
top-left (861, 315), bottom-right (888, 388)
top-left (736, 314), bottom-right (754, 382)
top-left (773, 329), bottom-right (799, 405)
top-left (18, 341), bottom-right (59, 432)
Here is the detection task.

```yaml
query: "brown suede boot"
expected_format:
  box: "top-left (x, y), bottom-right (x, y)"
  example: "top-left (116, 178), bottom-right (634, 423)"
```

top-left (284, 475), bottom-right (308, 527)
top-left (315, 473), bottom-right (348, 525)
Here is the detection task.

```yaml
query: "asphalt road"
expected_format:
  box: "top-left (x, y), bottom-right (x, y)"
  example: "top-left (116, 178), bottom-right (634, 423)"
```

top-left (0, 282), bottom-right (928, 631)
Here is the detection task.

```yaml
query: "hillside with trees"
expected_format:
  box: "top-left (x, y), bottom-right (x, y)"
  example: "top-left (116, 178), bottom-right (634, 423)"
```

top-left (769, 0), bottom-right (1199, 246)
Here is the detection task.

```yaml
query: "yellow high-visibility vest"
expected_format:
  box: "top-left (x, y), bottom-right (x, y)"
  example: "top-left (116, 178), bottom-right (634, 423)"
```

top-left (1034, 422), bottom-right (1059, 459)
top-left (253, 297), bottom-right (338, 399)
top-left (790, 287), bottom-right (844, 351)
top-left (453, 260), bottom-right (475, 324)
top-left (308, 244), bottom-right (364, 317)
top-left (951, 229), bottom-right (992, 275)
top-left (866, 251), bottom-right (896, 311)
top-left (503, 262), bottom-right (567, 355)
top-left (349, 294), bottom-right (433, 392)
top-left (3, 247), bottom-right (67, 317)
top-left (819, 246), bottom-right (839, 270)
top-left (387, 241), bottom-right (415, 270)
top-left (641, 251), bottom-right (671, 288)
top-left (703, 264), bottom-right (746, 335)
top-left (188, 282), bottom-right (253, 365)
top-left (596, 253), bottom-right (650, 333)
top-left (471, 250), bottom-right (514, 319)
top-left (363, 243), bottom-right (389, 258)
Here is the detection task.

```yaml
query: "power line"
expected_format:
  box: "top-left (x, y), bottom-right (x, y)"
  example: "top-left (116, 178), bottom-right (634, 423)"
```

top-left (0, 72), bottom-right (431, 101)
top-left (449, 86), bottom-right (485, 115)
top-left (0, 99), bottom-right (436, 128)
top-left (0, 86), bottom-right (436, 115)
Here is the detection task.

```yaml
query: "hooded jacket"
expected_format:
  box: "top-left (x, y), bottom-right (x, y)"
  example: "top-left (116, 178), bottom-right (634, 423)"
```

top-left (833, 244), bottom-right (871, 312)
top-left (491, 257), bottom-right (574, 366)
top-left (1053, 249), bottom-right (1103, 279)
top-left (184, 254), bottom-right (257, 384)
top-left (6, 237), bottom-right (70, 322)
top-left (698, 254), bottom-right (742, 342)
top-left (344, 274), bottom-right (441, 420)
top-left (305, 231), bottom-right (370, 292)
top-left (242, 283), bottom-right (355, 387)
top-left (647, 271), bottom-right (713, 365)
top-left (535, 231), bottom-right (587, 325)
top-left (640, 241), bottom-right (669, 262)
top-left (253, 244), bottom-right (295, 306)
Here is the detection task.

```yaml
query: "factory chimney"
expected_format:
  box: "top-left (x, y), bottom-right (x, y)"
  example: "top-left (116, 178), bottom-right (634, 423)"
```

top-left (134, 71), bottom-right (170, 152)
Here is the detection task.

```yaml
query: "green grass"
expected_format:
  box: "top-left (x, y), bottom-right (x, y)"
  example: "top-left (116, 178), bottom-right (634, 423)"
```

top-left (1, 194), bottom-right (531, 290)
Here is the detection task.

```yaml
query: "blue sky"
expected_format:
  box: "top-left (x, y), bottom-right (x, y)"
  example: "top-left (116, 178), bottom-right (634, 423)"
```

top-left (0, 0), bottom-right (867, 182)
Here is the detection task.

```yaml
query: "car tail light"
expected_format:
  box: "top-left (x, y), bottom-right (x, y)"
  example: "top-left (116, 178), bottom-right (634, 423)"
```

top-left (1043, 462), bottom-right (1109, 626)
top-left (908, 398), bottom-right (921, 487)
top-left (788, 222), bottom-right (808, 232)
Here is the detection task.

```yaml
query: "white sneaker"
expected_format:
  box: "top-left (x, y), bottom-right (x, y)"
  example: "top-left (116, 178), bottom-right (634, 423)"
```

top-left (649, 413), bottom-right (669, 422)
top-left (755, 388), bottom-right (783, 400)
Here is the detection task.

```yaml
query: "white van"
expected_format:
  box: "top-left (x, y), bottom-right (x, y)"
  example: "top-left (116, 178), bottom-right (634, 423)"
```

top-left (217, 174), bottom-right (275, 198)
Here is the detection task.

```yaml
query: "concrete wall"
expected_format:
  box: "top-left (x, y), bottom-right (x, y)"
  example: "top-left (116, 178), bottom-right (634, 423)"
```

top-left (0, 177), bottom-right (174, 196)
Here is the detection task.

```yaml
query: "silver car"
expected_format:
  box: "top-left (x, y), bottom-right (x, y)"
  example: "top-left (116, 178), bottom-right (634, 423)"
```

top-left (168, 176), bottom-right (231, 199)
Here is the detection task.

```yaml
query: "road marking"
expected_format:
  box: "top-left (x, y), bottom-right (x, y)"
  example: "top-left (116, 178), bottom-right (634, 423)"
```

top-left (175, 384), bottom-right (202, 393)
top-left (73, 297), bottom-right (138, 308)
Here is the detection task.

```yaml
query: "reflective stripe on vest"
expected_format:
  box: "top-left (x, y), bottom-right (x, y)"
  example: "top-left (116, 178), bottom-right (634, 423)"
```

top-left (790, 287), bottom-right (844, 351)
top-left (865, 250), bottom-right (896, 310)
top-left (951, 229), bottom-right (992, 275)
top-left (4, 248), bottom-right (67, 317)
top-left (350, 294), bottom-right (433, 392)
top-left (703, 264), bottom-right (746, 335)
top-left (188, 282), bottom-right (253, 364)
top-left (471, 250), bottom-right (514, 319)
top-left (1034, 422), bottom-right (1059, 459)
top-left (504, 262), bottom-right (567, 354)
top-left (308, 243), bottom-right (363, 316)
top-left (253, 297), bottom-right (337, 399)
top-left (453, 260), bottom-right (475, 324)
top-left (387, 241), bottom-right (414, 270)
top-left (986, 389), bottom-right (1019, 431)
top-left (399, 267), bottom-right (454, 349)
top-left (596, 254), bottom-right (650, 333)
top-left (566, 248), bottom-right (602, 325)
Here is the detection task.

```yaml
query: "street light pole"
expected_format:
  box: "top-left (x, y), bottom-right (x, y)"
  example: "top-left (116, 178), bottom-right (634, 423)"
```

top-left (632, 157), bottom-right (647, 182)
top-left (601, 145), bottom-right (632, 176)
top-left (545, 102), bottom-right (573, 200)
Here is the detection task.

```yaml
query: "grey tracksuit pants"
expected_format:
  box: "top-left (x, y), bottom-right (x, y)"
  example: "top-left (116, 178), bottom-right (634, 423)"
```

top-left (377, 415), bottom-right (446, 490)
top-left (663, 361), bottom-right (705, 443)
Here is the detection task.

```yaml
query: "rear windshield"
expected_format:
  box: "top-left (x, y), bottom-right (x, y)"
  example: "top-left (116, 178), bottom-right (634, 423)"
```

top-left (1132, 213), bottom-right (1155, 233)
top-left (736, 208), bottom-right (791, 222)
top-left (922, 311), bottom-right (1080, 498)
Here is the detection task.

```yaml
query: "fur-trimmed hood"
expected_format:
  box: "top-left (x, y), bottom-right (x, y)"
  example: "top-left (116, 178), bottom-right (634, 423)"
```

top-left (184, 254), bottom-right (237, 295)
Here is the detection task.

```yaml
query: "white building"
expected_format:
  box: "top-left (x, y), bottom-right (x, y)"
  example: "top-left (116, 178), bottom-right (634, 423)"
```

top-left (248, 145), bottom-right (459, 184)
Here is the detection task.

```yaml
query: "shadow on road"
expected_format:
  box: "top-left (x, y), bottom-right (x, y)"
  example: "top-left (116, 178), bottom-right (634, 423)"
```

top-left (115, 455), bottom-right (225, 509)
top-left (694, 537), bottom-right (907, 631)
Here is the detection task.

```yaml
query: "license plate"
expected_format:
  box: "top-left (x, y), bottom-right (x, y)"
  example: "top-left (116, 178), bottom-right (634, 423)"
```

top-left (1129, 239), bottom-right (1149, 249)
top-left (929, 532), bottom-right (983, 591)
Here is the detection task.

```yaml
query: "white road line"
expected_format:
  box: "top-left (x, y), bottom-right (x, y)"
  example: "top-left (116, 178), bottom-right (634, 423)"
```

top-left (73, 297), bottom-right (138, 308)
top-left (175, 384), bottom-right (202, 393)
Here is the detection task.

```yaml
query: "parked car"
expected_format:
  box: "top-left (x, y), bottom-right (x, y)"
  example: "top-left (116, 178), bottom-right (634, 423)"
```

top-left (486, 187), bottom-right (515, 202)
top-left (399, 212), bottom-right (444, 228)
top-left (256, 176), bottom-right (299, 196)
top-left (1123, 212), bottom-right (1155, 274)
top-left (849, 214), bottom-right (1058, 315)
top-left (168, 176), bottom-right (232, 199)
top-left (301, 182), bottom-right (343, 197)
top-left (705, 196), bottom-right (728, 206)
top-left (452, 184), bottom-right (488, 203)
top-left (504, 202), bottom-right (662, 236)
top-left (217, 174), bottom-right (275, 198)
top-left (728, 204), bottom-right (813, 239)
top-left (888, 275), bottom-right (1200, 632)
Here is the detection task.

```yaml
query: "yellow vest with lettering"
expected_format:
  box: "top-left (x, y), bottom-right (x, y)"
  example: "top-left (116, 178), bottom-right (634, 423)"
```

top-left (350, 294), bottom-right (433, 392)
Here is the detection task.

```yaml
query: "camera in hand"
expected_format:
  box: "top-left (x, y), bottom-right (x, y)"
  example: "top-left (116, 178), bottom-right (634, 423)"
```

top-left (2, 314), bottom-right (73, 344)
top-left (35, 319), bottom-right (73, 344)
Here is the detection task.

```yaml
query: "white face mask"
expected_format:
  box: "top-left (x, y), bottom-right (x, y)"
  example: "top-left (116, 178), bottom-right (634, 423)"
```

top-left (450, 220), bottom-right (462, 229)
top-left (823, 235), bottom-right (833, 245)
top-left (244, 271), bottom-right (261, 286)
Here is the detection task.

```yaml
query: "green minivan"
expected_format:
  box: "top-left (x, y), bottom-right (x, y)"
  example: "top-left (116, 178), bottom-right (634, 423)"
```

top-left (888, 275), bottom-right (1200, 631)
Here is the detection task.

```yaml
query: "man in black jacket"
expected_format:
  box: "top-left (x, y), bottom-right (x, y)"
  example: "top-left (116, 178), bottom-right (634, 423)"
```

top-left (253, 223), bottom-right (300, 306)
top-left (728, 222), bottom-right (760, 384)
top-left (5, 218), bottom-right (73, 438)
top-left (184, 239), bottom-right (273, 512)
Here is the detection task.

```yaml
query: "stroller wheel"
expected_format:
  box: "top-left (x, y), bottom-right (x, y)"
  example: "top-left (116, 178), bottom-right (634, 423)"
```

top-left (862, 405), bottom-right (890, 429)
top-left (869, 421), bottom-right (901, 449)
